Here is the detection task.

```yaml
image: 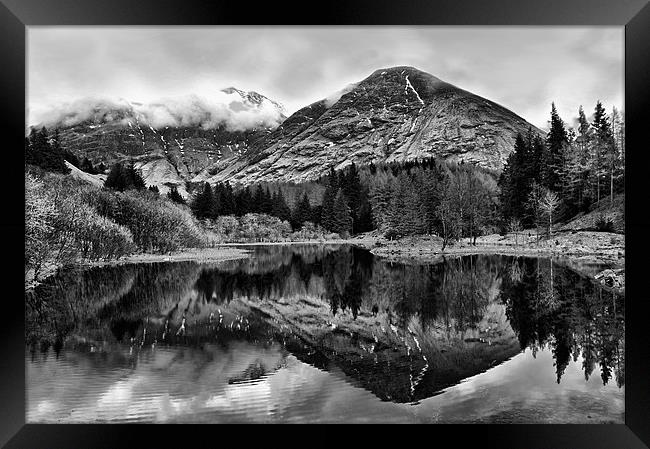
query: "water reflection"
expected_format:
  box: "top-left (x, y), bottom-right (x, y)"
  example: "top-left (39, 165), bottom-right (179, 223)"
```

top-left (26, 245), bottom-right (624, 422)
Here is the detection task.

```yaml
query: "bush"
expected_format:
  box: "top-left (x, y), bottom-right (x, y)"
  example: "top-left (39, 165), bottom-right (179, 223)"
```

top-left (289, 221), bottom-right (328, 241)
top-left (89, 189), bottom-right (205, 252)
top-left (25, 173), bottom-right (57, 280)
top-left (25, 172), bottom-right (137, 286)
top-left (203, 213), bottom-right (296, 243)
top-left (595, 215), bottom-right (615, 232)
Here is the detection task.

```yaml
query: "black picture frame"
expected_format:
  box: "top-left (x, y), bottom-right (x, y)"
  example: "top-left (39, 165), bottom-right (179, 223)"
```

top-left (2, 0), bottom-right (649, 447)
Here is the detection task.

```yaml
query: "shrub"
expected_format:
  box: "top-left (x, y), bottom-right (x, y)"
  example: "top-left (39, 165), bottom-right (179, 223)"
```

top-left (89, 189), bottom-right (205, 253)
top-left (203, 213), bottom-right (296, 243)
top-left (25, 172), bottom-right (137, 286)
top-left (25, 173), bottom-right (57, 280)
top-left (289, 221), bottom-right (328, 241)
top-left (595, 215), bottom-right (615, 232)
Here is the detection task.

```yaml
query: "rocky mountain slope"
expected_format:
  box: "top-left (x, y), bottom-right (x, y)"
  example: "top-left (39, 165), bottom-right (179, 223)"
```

top-left (197, 66), bottom-right (541, 185)
top-left (43, 66), bottom-right (540, 191)
top-left (47, 88), bottom-right (286, 195)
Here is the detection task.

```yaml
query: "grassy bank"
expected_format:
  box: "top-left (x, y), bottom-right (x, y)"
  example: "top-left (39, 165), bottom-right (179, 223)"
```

top-left (80, 247), bottom-right (251, 267)
top-left (351, 230), bottom-right (625, 293)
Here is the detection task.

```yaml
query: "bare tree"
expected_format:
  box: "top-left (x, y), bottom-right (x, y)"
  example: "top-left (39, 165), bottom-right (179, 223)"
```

top-left (508, 218), bottom-right (523, 247)
top-left (526, 181), bottom-right (545, 244)
top-left (540, 191), bottom-right (560, 238)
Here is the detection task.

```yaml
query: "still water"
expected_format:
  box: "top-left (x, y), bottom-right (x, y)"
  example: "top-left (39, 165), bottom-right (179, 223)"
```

top-left (26, 245), bottom-right (624, 423)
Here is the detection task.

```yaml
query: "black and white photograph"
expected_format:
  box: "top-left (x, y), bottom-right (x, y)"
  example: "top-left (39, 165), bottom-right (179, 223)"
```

top-left (24, 25), bottom-right (627, 424)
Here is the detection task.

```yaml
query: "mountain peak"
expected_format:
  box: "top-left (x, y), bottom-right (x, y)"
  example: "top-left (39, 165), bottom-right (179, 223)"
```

top-left (366, 66), bottom-right (443, 84)
top-left (220, 87), bottom-right (286, 116)
top-left (199, 66), bottom-right (540, 185)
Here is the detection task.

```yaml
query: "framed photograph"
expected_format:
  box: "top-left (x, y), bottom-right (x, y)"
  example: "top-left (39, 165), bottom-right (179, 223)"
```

top-left (3, 0), bottom-right (649, 446)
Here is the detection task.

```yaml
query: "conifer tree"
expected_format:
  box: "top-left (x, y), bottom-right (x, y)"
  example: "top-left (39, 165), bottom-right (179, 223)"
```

top-left (236, 187), bottom-right (252, 216)
top-left (167, 186), bottom-right (185, 204)
top-left (545, 103), bottom-right (568, 193)
top-left (291, 193), bottom-right (312, 230)
top-left (331, 189), bottom-right (353, 236)
top-left (220, 182), bottom-right (235, 215)
top-left (122, 162), bottom-right (146, 190)
top-left (104, 163), bottom-right (126, 191)
top-left (252, 185), bottom-right (265, 214)
top-left (591, 101), bottom-right (614, 203)
top-left (191, 182), bottom-right (214, 220)
top-left (262, 187), bottom-right (273, 214)
top-left (321, 167), bottom-right (339, 232)
top-left (25, 126), bottom-right (70, 173)
top-left (81, 157), bottom-right (96, 174)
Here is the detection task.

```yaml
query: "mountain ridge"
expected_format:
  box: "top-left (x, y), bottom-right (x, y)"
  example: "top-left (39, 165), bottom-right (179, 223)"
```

top-left (39, 67), bottom-right (542, 190)
top-left (196, 66), bottom-right (541, 186)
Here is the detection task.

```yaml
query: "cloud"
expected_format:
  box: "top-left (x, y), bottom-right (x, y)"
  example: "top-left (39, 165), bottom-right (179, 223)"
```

top-left (323, 82), bottom-right (359, 108)
top-left (30, 90), bottom-right (286, 132)
top-left (28, 27), bottom-right (623, 129)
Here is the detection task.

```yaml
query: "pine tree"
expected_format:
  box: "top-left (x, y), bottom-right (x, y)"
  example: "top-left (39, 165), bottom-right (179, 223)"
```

top-left (167, 186), bottom-right (185, 204)
top-left (81, 157), bottom-right (96, 174)
top-left (190, 182), bottom-right (215, 220)
top-left (262, 187), bottom-right (273, 214)
top-left (544, 103), bottom-right (568, 193)
top-left (342, 162), bottom-right (362, 226)
top-left (321, 167), bottom-right (340, 232)
top-left (291, 193), bottom-right (312, 229)
top-left (220, 182), bottom-right (235, 215)
top-left (571, 105), bottom-right (594, 211)
top-left (236, 187), bottom-right (252, 216)
top-left (592, 101), bottom-right (614, 203)
top-left (25, 126), bottom-right (69, 174)
top-left (354, 188), bottom-right (374, 234)
top-left (104, 163), bottom-right (126, 191)
top-left (252, 185), bottom-right (265, 214)
top-left (609, 106), bottom-right (624, 205)
top-left (332, 189), bottom-right (353, 237)
top-left (272, 189), bottom-right (292, 223)
top-left (124, 162), bottom-right (146, 190)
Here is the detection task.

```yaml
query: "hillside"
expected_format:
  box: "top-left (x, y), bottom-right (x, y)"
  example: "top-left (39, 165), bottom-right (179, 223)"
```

top-left (44, 88), bottom-right (286, 191)
top-left (197, 66), bottom-right (541, 185)
top-left (44, 67), bottom-right (541, 190)
top-left (560, 193), bottom-right (625, 234)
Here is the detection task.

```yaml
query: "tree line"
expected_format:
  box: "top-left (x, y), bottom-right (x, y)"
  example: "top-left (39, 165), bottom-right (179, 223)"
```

top-left (25, 127), bottom-right (106, 174)
top-left (499, 101), bottom-right (624, 236)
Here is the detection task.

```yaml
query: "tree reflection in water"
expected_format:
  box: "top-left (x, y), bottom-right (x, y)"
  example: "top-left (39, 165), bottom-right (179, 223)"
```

top-left (500, 256), bottom-right (624, 387)
top-left (26, 245), bottom-right (624, 399)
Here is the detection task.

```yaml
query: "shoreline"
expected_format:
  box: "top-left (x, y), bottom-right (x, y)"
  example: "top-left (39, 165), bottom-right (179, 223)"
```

top-left (80, 247), bottom-right (251, 268)
top-left (27, 231), bottom-right (624, 294)
top-left (350, 231), bottom-right (625, 294)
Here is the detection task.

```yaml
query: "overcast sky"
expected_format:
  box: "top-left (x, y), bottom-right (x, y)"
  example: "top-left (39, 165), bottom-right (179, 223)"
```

top-left (27, 26), bottom-right (623, 129)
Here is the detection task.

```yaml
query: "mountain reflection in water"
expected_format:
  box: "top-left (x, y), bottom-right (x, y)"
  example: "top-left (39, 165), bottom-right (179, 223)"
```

top-left (26, 244), bottom-right (624, 423)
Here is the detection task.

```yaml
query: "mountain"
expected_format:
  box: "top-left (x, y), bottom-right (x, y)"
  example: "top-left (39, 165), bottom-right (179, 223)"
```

top-left (43, 67), bottom-right (541, 191)
top-left (43, 88), bottom-right (286, 196)
top-left (197, 66), bottom-right (541, 185)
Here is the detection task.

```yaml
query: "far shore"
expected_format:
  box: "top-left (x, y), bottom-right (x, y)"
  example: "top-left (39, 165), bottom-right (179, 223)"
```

top-left (350, 230), bottom-right (625, 293)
